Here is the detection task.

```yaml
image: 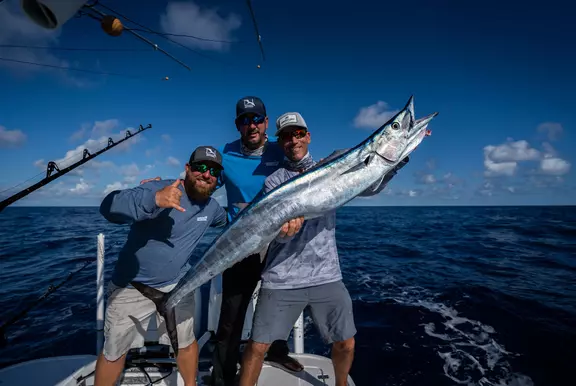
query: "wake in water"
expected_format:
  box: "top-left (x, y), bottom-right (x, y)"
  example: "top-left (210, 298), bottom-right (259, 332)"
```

top-left (353, 273), bottom-right (534, 386)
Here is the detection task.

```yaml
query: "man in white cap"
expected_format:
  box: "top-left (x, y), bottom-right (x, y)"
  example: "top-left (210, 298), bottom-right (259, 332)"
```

top-left (238, 112), bottom-right (409, 386)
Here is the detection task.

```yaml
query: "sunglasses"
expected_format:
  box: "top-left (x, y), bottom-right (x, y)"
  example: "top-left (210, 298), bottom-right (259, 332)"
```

top-left (191, 163), bottom-right (222, 177)
top-left (237, 114), bottom-right (266, 126)
top-left (278, 128), bottom-right (307, 141)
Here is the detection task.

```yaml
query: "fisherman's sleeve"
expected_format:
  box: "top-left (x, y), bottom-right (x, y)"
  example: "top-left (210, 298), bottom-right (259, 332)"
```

top-left (99, 182), bottom-right (162, 223)
top-left (263, 173), bottom-right (282, 194)
top-left (358, 156), bottom-right (410, 197)
top-left (211, 204), bottom-right (228, 228)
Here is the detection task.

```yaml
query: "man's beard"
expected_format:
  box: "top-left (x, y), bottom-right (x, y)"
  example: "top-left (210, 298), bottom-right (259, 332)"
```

top-left (184, 176), bottom-right (215, 201)
top-left (242, 129), bottom-right (265, 149)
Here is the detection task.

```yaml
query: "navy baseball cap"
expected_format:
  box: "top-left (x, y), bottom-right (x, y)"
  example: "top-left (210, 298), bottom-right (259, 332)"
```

top-left (236, 96), bottom-right (267, 119)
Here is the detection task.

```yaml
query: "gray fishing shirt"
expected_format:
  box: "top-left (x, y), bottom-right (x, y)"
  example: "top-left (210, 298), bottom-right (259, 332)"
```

top-left (260, 151), bottom-right (408, 290)
top-left (261, 166), bottom-right (340, 289)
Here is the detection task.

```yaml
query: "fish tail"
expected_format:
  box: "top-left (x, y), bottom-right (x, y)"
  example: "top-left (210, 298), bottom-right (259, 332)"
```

top-left (130, 281), bottom-right (179, 357)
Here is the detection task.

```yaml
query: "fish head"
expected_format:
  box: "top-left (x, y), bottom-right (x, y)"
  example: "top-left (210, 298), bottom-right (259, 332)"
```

top-left (398, 112), bottom-right (439, 160)
top-left (371, 96), bottom-right (415, 163)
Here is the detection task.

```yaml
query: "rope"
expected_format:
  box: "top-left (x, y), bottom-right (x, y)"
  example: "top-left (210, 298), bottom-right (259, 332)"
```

top-left (0, 258), bottom-right (96, 347)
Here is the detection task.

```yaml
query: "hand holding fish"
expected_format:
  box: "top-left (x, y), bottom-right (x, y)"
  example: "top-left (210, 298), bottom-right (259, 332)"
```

top-left (155, 179), bottom-right (186, 212)
top-left (279, 216), bottom-right (305, 237)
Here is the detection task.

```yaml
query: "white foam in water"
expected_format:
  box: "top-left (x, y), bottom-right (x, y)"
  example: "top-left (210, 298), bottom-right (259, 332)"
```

top-left (354, 273), bottom-right (535, 386)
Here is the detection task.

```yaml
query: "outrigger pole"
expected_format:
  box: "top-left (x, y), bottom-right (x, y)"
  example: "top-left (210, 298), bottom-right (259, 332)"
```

top-left (0, 124), bottom-right (152, 213)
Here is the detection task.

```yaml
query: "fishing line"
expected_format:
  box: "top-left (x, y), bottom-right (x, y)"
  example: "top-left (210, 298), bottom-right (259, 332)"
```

top-left (0, 44), bottom-right (150, 52)
top-left (0, 57), bottom-right (150, 79)
top-left (0, 258), bottom-right (96, 347)
top-left (246, 0), bottom-right (266, 65)
top-left (128, 28), bottom-right (238, 44)
top-left (92, 2), bottom-right (239, 68)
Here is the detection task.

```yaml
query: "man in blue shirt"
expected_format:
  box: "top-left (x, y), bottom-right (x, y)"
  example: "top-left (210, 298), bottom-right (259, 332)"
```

top-left (212, 97), bottom-right (304, 385)
top-left (94, 146), bottom-right (228, 386)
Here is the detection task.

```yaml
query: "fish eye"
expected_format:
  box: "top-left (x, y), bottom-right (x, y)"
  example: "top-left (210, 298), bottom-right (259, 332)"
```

top-left (392, 122), bottom-right (400, 130)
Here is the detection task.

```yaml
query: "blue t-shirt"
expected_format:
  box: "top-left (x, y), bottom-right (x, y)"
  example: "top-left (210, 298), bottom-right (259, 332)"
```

top-left (99, 179), bottom-right (227, 288)
top-left (217, 139), bottom-right (285, 220)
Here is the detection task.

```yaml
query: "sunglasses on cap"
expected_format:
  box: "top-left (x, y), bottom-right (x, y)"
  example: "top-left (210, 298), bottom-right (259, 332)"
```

top-left (237, 114), bottom-right (266, 126)
top-left (278, 128), bottom-right (307, 141)
top-left (190, 163), bottom-right (222, 177)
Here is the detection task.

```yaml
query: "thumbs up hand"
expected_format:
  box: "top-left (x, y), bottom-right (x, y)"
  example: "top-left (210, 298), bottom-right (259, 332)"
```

top-left (155, 179), bottom-right (186, 212)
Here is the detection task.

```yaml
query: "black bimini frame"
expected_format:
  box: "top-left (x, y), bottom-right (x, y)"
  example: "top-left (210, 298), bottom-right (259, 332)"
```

top-left (0, 124), bottom-right (152, 213)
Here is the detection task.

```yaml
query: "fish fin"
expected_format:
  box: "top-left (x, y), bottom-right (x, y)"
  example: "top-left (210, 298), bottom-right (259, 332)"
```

top-left (130, 281), bottom-right (179, 357)
top-left (340, 155), bottom-right (371, 176)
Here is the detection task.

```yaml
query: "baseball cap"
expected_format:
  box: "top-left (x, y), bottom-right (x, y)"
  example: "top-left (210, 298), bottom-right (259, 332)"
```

top-left (189, 146), bottom-right (224, 169)
top-left (274, 112), bottom-right (308, 136)
top-left (236, 96), bottom-right (267, 119)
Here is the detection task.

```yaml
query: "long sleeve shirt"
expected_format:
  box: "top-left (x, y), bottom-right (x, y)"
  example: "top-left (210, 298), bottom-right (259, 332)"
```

top-left (99, 179), bottom-right (227, 288)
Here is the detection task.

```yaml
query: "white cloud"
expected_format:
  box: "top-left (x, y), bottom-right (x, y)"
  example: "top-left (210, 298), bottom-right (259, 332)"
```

top-left (483, 139), bottom-right (571, 178)
top-left (484, 140), bottom-right (540, 163)
top-left (537, 122), bottom-right (563, 141)
top-left (103, 182), bottom-right (129, 196)
top-left (353, 101), bottom-right (399, 129)
top-left (69, 178), bottom-right (92, 195)
top-left (419, 174), bottom-right (436, 184)
top-left (0, 125), bottom-right (27, 148)
top-left (166, 156), bottom-right (180, 166)
top-left (540, 157), bottom-right (571, 176)
top-left (161, 134), bottom-right (172, 143)
top-left (159, 1), bottom-right (242, 52)
top-left (91, 119), bottom-right (119, 137)
top-left (484, 158), bottom-right (517, 177)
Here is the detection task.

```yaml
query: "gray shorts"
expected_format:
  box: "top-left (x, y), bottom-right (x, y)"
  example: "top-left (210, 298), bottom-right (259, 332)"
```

top-left (251, 280), bottom-right (356, 345)
top-left (102, 281), bottom-right (196, 361)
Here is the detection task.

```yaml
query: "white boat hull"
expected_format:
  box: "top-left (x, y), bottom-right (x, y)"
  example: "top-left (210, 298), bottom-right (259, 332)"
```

top-left (0, 353), bottom-right (355, 386)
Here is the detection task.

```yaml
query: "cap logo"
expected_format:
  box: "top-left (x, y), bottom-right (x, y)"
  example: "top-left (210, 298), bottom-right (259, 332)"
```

top-left (243, 99), bottom-right (255, 108)
top-left (205, 148), bottom-right (217, 158)
top-left (279, 114), bottom-right (298, 127)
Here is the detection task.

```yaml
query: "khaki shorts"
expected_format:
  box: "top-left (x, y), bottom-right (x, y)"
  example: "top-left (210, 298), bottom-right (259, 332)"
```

top-left (102, 281), bottom-right (196, 361)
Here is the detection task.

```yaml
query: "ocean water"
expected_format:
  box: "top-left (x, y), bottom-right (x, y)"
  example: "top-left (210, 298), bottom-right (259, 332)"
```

top-left (0, 206), bottom-right (575, 386)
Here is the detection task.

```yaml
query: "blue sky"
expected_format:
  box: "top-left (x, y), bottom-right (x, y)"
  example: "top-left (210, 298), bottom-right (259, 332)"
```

top-left (0, 0), bottom-right (574, 207)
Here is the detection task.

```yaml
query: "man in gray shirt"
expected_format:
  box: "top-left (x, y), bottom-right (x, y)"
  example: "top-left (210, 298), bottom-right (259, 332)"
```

top-left (238, 112), bottom-right (409, 386)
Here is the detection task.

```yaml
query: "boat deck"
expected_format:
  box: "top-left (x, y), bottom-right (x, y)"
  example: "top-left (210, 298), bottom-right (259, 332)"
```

top-left (0, 352), bottom-right (350, 386)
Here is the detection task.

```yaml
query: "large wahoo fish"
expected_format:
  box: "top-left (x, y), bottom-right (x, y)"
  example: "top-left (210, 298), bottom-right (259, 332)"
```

top-left (131, 96), bottom-right (438, 355)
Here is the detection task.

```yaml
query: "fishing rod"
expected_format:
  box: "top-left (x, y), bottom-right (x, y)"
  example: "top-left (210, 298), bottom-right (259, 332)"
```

top-left (0, 124), bottom-right (152, 213)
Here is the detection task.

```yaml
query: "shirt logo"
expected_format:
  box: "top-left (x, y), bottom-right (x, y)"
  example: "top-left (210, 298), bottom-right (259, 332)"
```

top-left (197, 216), bottom-right (208, 221)
top-left (243, 99), bottom-right (255, 108)
top-left (205, 148), bottom-right (217, 158)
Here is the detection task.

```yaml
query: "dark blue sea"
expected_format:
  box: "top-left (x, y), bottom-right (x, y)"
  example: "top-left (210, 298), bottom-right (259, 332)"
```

top-left (0, 206), bottom-right (575, 386)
